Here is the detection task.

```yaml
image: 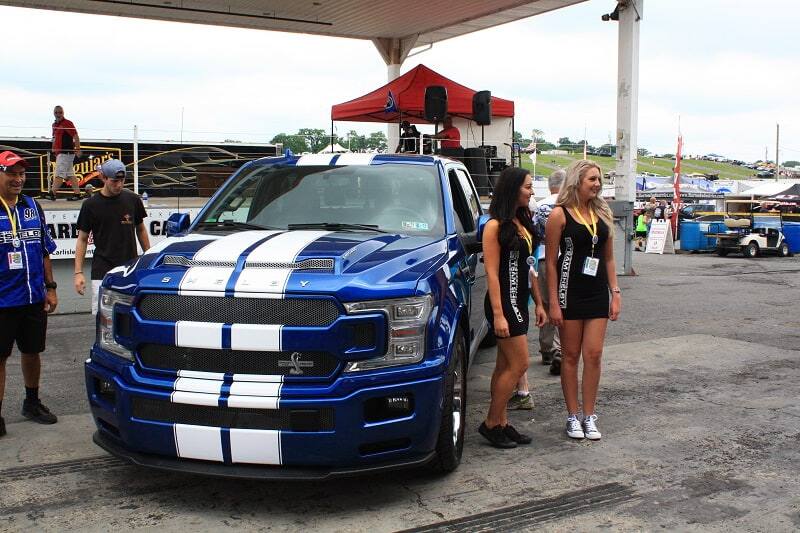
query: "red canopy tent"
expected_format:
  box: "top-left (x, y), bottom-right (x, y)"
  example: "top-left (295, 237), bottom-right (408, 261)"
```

top-left (331, 64), bottom-right (514, 123)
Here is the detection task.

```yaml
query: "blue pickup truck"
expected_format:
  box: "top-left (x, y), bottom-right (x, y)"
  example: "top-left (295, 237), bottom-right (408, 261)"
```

top-left (85, 152), bottom-right (488, 479)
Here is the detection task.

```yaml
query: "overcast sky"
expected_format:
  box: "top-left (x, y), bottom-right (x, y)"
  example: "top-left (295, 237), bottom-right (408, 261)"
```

top-left (1, 0), bottom-right (798, 163)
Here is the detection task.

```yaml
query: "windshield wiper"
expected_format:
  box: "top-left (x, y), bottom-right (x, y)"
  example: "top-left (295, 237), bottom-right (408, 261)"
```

top-left (287, 222), bottom-right (387, 233)
top-left (196, 220), bottom-right (273, 231)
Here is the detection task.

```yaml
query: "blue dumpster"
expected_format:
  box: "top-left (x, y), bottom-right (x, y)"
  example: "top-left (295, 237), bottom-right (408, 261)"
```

top-left (680, 221), bottom-right (701, 251)
top-left (784, 222), bottom-right (800, 253)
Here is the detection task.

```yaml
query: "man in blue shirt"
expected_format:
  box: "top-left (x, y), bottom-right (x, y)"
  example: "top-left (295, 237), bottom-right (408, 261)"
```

top-left (0, 151), bottom-right (59, 438)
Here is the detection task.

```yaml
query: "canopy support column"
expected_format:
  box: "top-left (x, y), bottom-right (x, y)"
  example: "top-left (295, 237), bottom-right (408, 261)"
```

top-left (613, 0), bottom-right (642, 275)
top-left (373, 35), bottom-right (419, 152)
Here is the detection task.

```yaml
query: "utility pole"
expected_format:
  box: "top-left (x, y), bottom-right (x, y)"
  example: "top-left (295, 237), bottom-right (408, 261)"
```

top-left (775, 123), bottom-right (780, 179)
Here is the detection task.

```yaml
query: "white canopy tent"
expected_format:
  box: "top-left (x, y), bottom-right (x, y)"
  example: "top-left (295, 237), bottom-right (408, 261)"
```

top-left (318, 142), bottom-right (350, 154)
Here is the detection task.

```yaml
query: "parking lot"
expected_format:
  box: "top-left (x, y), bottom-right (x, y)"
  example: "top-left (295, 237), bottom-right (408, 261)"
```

top-left (1, 252), bottom-right (799, 532)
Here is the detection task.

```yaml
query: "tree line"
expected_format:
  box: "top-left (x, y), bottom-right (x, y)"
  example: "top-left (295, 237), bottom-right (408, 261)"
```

top-left (270, 128), bottom-right (388, 154)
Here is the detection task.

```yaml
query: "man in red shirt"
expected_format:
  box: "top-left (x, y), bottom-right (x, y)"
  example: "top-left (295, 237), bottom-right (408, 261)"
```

top-left (432, 116), bottom-right (461, 150)
top-left (49, 106), bottom-right (82, 201)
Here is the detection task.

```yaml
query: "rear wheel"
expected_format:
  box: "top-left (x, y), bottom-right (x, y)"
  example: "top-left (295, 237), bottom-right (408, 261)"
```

top-left (429, 325), bottom-right (467, 473)
top-left (743, 241), bottom-right (759, 258)
top-left (716, 248), bottom-right (729, 257)
top-left (779, 242), bottom-right (791, 257)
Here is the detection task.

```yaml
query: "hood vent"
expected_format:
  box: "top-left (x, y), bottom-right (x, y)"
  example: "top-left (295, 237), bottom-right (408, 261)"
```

top-left (161, 255), bottom-right (334, 271)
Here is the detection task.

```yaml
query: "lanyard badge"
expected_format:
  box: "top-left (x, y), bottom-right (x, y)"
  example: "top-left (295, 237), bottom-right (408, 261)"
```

top-left (0, 196), bottom-right (20, 248)
top-left (573, 207), bottom-right (599, 277)
top-left (573, 207), bottom-right (598, 256)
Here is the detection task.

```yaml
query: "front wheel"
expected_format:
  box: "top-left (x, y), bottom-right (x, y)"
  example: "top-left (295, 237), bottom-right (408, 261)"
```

top-left (779, 242), bottom-right (791, 257)
top-left (743, 241), bottom-right (759, 258)
top-left (429, 325), bottom-right (467, 474)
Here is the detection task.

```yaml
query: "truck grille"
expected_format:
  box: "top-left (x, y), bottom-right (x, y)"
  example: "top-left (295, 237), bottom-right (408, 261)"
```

top-left (131, 397), bottom-right (334, 431)
top-left (137, 294), bottom-right (339, 326)
top-left (139, 344), bottom-right (339, 377)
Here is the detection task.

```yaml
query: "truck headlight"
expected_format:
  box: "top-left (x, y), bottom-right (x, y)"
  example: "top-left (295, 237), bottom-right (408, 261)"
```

top-left (343, 296), bottom-right (433, 372)
top-left (97, 287), bottom-right (135, 362)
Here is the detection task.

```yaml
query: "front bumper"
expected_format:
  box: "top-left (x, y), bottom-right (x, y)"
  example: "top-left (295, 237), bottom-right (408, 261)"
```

top-left (93, 430), bottom-right (435, 480)
top-left (86, 349), bottom-right (446, 477)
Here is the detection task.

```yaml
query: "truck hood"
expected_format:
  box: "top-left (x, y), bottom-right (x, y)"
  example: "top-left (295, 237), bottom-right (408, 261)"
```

top-left (105, 230), bottom-right (447, 300)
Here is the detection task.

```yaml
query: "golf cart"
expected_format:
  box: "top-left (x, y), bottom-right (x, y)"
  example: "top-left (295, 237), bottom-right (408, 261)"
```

top-left (709, 200), bottom-right (791, 258)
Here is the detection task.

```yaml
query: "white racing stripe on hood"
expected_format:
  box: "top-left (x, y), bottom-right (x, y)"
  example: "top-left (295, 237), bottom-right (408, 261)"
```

top-left (235, 230), bottom-right (330, 294)
top-left (179, 231), bottom-right (278, 293)
top-left (174, 424), bottom-right (223, 461)
top-left (145, 233), bottom-right (219, 257)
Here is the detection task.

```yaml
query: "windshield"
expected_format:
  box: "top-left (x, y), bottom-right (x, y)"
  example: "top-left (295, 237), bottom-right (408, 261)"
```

top-left (197, 163), bottom-right (445, 236)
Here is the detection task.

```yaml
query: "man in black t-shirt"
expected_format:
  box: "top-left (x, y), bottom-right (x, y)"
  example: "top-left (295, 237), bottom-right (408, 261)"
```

top-left (73, 159), bottom-right (150, 314)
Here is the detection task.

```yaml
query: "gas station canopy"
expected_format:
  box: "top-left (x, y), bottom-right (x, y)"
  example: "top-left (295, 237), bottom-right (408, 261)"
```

top-left (2, 0), bottom-right (586, 45)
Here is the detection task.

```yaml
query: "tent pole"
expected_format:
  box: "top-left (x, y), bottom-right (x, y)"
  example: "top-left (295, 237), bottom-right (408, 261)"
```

top-left (511, 116), bottom-right (515, 167)
top-left (330, 121), bottom-right (334, 150)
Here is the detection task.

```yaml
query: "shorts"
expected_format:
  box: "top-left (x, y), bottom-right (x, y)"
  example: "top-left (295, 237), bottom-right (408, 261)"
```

top-left (55, 153), bottom-right (76, 178)
top-left (635, 230), bottom-right (647, 237)
top-left (0, 303), bottom-right (48, 359)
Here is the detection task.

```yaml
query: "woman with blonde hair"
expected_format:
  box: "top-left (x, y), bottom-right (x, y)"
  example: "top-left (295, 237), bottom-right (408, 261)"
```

top-left (545, 160), bottom-right (621, 440)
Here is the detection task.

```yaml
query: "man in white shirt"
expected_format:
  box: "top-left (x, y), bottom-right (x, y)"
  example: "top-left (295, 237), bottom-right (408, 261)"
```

top-left (532, 169), bottom-right (564, 374)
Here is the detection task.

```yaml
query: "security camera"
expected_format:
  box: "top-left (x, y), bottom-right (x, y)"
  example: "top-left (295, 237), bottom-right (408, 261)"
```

top-left (601, 3), bottom-right (620, 21)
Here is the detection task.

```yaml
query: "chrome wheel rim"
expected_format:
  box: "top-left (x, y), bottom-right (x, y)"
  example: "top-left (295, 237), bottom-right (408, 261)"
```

top-left (452, 351), bottom-right (464, 446)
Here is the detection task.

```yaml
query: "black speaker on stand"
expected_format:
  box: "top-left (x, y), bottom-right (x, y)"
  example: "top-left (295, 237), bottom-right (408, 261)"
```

top-left (425, 86), bottom-right (448, 123)
top-left (473, 90), bottom-right (492, 145)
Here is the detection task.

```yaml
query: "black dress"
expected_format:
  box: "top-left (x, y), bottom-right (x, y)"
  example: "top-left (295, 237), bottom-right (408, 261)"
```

top-left (484, 229), bottom-right (533, 338)
top-left (557, 207), bottom-right (610, 320)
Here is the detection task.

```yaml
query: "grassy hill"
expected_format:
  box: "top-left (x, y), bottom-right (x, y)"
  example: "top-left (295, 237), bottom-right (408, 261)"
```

top-left (519, 153), bottom-right (757, 180)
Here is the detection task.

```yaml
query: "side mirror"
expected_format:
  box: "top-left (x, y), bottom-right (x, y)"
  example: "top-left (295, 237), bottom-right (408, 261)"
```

top-left (165, 213), bottom-right (191, 237)
top-left (476, 214), bottom-right (491, 244)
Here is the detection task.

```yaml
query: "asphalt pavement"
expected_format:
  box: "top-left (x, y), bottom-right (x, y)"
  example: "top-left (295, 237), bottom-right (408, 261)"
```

top-left (1, 251), bottom-right (799, 532)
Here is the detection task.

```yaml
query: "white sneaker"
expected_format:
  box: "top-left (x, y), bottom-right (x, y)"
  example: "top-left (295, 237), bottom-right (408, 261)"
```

top-left (566, 414), bottom-right (584, 439)
top-left (583, 414), bottom-right (602, 440)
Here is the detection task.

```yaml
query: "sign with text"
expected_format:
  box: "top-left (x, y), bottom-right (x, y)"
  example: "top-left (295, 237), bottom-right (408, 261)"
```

top-left (645, 219), bottom-right (675, 254)
top-left (44, 208), bottom-right (201, 259)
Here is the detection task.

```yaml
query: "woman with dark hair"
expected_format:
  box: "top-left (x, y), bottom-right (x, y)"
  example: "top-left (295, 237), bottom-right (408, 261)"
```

top-left (545, 160), bottom-right (622, 441)
top-left (479, 167), bottom-right (547, 448)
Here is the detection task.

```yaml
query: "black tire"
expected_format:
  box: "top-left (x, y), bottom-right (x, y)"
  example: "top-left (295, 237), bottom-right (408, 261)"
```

top-left (779, 242), bottom-right (790, 257)
top-left (716, 248), bottom-right (729, 257)
top-left (743, 241), bottom-right (759, 258)
top-left (429, 325), bottom-right (467, 474)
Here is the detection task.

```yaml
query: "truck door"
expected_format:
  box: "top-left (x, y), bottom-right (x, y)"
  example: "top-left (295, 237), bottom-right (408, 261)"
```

top-left (447, 167), bottom-right (484, 346)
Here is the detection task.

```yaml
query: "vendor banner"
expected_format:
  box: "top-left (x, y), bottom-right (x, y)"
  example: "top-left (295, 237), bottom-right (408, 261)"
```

top-left (44, 208), bottom-right (202, 259)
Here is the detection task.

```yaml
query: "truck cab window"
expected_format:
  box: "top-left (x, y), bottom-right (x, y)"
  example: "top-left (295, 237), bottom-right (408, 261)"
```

top-left (448, 168), bottom-right (475, 234)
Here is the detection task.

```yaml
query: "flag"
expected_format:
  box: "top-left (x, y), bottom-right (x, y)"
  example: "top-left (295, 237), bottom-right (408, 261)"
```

top-left (385, 91), bottom-right (398, 113)
top-left (671, 135), bottom-right (683, 235)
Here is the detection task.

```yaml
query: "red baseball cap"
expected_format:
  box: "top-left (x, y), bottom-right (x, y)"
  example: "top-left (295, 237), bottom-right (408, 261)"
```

top-left (0, 151), bottom-right (28, 171)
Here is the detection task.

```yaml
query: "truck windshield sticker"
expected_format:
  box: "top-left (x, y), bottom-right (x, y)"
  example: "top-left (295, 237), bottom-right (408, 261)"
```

top-left (402, 221), bottom-right (429, 231)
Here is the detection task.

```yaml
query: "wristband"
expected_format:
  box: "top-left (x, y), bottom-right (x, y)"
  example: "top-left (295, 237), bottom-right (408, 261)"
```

top-left (611, 287), bottom-right (621, 294)
top-left (74, 271), bottom-right (83, 275)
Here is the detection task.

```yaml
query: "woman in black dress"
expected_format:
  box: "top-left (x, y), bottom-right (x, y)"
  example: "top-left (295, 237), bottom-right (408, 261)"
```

top-left (545, 160), bottom-right (622, 441)
top-left (479, 167), bottom-right (547, 449)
